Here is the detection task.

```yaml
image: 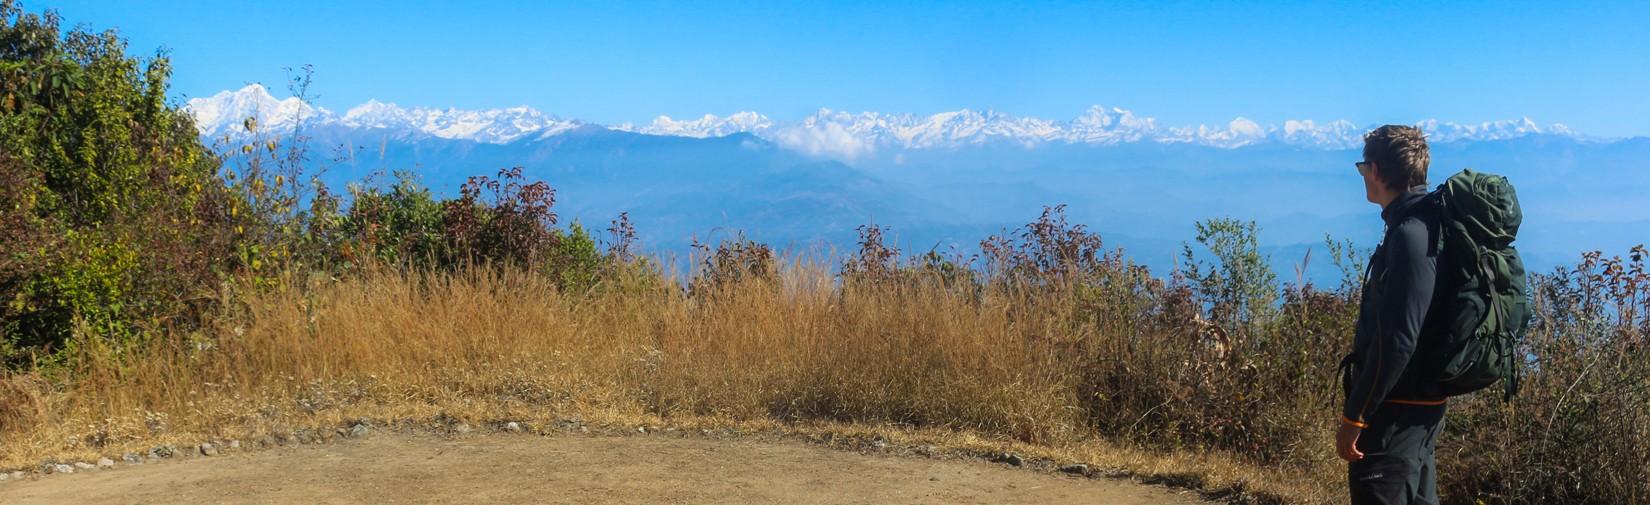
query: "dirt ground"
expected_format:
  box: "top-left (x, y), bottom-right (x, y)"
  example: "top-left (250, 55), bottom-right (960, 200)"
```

top-left (1, 432), bottom-right (1210, 504)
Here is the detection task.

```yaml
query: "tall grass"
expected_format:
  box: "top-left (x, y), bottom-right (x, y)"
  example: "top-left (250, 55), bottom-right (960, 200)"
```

top-left (1, 219), bottom-right (1645, 503)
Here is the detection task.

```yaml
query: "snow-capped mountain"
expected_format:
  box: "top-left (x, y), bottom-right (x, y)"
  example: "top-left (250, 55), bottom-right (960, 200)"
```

top-left (186, 84), bottom-right (582, 144)
top-left (623, 108), bottom-right (1580, 154)
top-left (339, 100), bottom-right (582, 144)
top-left (187, 84), bottom-right (1582, 155)
top-left (187, 84), bottom-right (334, 139)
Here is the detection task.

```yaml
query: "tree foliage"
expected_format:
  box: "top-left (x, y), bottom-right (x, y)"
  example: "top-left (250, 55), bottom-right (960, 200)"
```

top-left (0, 0), bottom-right (234, 364)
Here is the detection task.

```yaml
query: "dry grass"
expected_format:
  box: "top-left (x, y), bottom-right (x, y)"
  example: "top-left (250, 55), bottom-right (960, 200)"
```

top-left (0, 261), bottom-right (1341, 503)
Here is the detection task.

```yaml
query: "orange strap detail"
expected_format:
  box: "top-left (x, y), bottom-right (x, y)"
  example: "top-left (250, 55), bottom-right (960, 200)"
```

top-left (1340, 415), bottom-right (1370, 429)
top-left (1385, 398), bottom-right (1447, 406)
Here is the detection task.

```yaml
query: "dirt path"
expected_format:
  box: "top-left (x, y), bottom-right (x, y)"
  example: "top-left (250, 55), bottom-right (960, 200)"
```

top-left (1, 432), bottom-right (1209, 504)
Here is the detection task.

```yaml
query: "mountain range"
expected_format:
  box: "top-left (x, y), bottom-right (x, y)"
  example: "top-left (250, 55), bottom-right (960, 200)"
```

top-left (183, 84), bottom-right (1647, 281)
top-left (188, 84), bottom-right (1583, 154)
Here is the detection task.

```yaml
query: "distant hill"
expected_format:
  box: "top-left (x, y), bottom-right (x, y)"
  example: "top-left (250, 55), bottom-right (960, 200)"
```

top-left (187, 85), bottom-right (1650, 281)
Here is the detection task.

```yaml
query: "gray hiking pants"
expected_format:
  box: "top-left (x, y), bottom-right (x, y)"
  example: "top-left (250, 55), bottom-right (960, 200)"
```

top-left (1348, 401), bottom-right (1447, 505)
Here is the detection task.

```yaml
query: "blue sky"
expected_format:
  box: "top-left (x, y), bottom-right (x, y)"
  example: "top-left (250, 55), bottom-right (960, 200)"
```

top-left (34, 0), bottom-right (1650, 137)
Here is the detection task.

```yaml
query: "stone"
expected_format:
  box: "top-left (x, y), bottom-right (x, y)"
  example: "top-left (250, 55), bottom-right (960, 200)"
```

top-left (53, 464), bottom-right (74, 474)
top-left (505, 422), bottom-right (522, 433)
top-left (0, 472), bottom-right (10, 481)
top-left (122, 453), bottom-right (143, 464)
top-left (256, 436), bottom-right (277, 448)
top-left (73, 462), bottom-right (95, 471)
top-left (991, 453), bottom-right (1023, 467)
top-left (637, 426), bottom-right (648, 433)
top-left (349, 424), bottom-right (370, 438)
top-left (97, 457), bottom-right (115, 469)
top-left (9, 471), bottom-right (24, 480)
top-left (1059, 464), bottom-right (1089, 475)
top-left (150, 445), bottom-right (177, 459)
top-left (228, 440), bottom-right (241, 450)
top-left (199, 443), bottom-right (218, 456)
top-left (453, 423), bottom-right (472, 434)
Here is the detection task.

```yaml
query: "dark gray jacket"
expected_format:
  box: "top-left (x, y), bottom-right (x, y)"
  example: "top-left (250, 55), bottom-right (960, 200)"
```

top-left (1342, 186), bottom-right (1453, 428)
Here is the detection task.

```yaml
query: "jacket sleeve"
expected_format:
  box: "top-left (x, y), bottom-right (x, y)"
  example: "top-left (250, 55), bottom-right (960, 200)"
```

top-left (1342, 218), bottom-right (1438, 427)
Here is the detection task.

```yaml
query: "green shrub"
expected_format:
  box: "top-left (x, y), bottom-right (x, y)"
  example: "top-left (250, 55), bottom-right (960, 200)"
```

top-left (342, 171), bottom-right (448, 267)
top-left (546, 222), bottom-right (604, 292)
top-left (1182, 218), bottom-right (1279, 336)
top-left (0, 1), bottom-right (231, 363)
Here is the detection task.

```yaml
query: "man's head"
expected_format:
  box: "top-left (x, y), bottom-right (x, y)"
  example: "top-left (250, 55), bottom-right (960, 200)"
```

top-left (1361, 125), bottom-right (1430, 192)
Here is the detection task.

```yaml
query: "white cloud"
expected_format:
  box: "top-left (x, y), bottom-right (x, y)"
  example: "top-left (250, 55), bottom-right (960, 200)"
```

top-left (771, 121), bottom-right (873, 160)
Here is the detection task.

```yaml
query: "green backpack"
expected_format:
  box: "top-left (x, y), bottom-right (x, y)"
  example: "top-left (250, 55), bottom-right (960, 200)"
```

top-left (1428, 169), bottom-right (1532, 399)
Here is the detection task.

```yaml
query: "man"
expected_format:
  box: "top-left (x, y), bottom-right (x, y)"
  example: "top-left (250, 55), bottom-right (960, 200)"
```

top-left (1338, 125), bottom-right (1452, 504)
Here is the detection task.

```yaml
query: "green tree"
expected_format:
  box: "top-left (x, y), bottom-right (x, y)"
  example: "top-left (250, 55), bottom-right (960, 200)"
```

top-left (0, 0), bottom-right (230, 366)
top-left (1182, 218), bottom-right (1279, 334)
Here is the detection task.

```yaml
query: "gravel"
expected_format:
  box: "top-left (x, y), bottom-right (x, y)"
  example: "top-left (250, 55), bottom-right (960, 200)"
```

top-left (991, 453), bottom-right (1023, 467)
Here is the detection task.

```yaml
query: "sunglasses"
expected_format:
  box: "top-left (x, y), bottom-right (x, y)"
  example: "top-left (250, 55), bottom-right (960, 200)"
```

top-left (1355, 161), bottom-right (1373, 175)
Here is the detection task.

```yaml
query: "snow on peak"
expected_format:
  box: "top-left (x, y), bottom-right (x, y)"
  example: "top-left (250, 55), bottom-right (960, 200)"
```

top-left (185, 83), bottom-right (334, 137)
top-left (188, 86), bottom-right (575, 144)
top-left (186, 86), bottom-right (1582, 153)
top-left (628, 111), bottom-right (773, 138)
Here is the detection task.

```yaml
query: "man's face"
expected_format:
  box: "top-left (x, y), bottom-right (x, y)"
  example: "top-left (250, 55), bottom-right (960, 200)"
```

top-left (1358, 159), bottom-right (1385, 205)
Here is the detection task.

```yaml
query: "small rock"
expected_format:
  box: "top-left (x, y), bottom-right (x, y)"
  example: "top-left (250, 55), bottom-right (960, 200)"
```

top-left (505, 422), bottom-right (522, 433)
top-left (579, 426), bottom-right (589, 433)
top-left (349, 424), bottom-right (370, 438)
top-left (150, 445), bottom-right (176, 459)
top-left (1059, 464), bottom-right (1088, 475)
top-left (97, 457), bottom-right (115, 469)
top-left (991, 453), bottom-right (1023, 467)
top-left (122, 453), bottom-right (143, 464)
top-left (228, 440), bottom-right (241, 450)
top-left (0, 472), bottom-right (10, 481)
top-left (53, 464), bottom-right (74, 474)
top-left (73, 461), bottom-right (95, 471)
top-left (929, 476), bottom-right (939, 481)
top-left (9, 471), bottom-right (24, 480)
top-left (637, 426), bottom-right (648, 433)
top-left (453, 423), bottom-right (472, 434)
top-left (199, 443), bottom-right (217, 457)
